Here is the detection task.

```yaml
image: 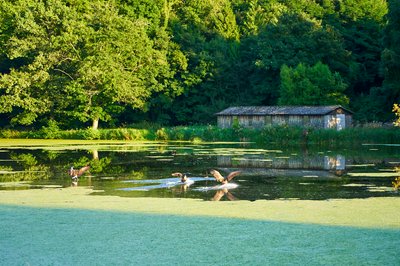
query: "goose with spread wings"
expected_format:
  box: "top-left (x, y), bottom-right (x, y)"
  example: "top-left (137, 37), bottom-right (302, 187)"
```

top-left (68, 165), bottom-right (90, 180)
top-left (210, 169), bottom-right (241, 184)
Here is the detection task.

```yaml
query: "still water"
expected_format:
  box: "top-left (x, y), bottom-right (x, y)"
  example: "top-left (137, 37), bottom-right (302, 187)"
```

top-left (0, 141), bottom-right (399, 201)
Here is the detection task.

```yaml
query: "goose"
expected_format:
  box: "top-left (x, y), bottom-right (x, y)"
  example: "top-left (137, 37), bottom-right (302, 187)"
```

top-left (171, 172), bottom-right (190, 183)
top-left (68, 165), bottom-right (90, 180)
top-left (210, 169), bottom-right (241, 184)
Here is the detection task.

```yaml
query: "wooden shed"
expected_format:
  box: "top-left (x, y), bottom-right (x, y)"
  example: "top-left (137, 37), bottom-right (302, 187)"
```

top-left (215, 105), bottom-right (353, 130)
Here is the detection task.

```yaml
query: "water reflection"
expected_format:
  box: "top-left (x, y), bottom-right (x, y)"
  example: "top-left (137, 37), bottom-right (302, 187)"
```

top-left (194, 183), bottom-right (239, 201)
top-left (70, 174), bottom-right (93, 187)
top-left (217, 154), bottom-right (346, 178)
top-left (118, 177), bottom-right (207, 191)
top-left (71, 180), bottom-right (78, 187)
top-left (212, 189), bottom-right (237, 201)
top-left (0, 142), bottom-right (399, 200)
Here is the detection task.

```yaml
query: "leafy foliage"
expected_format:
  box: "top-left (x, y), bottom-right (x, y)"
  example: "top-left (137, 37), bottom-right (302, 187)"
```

top-left (393, 104), bottom-right (400, 127)
top-left (380, 0), bottom-right (400, 115)
top-left (0, 0), bottom-right (183, 128)
top-left (278, 62), bottom-right (349, 106)
top-left (0, 0), bottom-right (396, 128)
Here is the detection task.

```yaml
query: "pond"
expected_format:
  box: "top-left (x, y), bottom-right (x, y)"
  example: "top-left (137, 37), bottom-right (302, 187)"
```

top-left (0, 141), bottom-right (399, 201)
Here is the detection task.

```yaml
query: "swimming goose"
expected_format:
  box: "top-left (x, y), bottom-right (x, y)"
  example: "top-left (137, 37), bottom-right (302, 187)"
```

top-left (210, 169), bottom-right (241, 184)
top-left (68, 165), bottom-right (90, 180)
top-left (171, 172), bottom-right (189, 183)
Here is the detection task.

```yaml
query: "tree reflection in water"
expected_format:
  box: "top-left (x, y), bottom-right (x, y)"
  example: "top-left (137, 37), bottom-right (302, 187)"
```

top-left (0, 153), bottom-right (50, 182)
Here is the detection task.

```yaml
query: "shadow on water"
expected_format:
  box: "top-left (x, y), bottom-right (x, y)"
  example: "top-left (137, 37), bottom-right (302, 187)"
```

top-left (0, 142), bottom-right (399, 201)
top-left (0, 205), bottom-right (399, 265)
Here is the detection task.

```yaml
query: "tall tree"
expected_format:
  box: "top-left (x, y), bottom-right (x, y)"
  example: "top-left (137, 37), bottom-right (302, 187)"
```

top-left (278, 62), bottom-right (349, 106)
top-left (160, 0), bottom-right (242, 124)
top-left (117, 0), bottom-right (189, 125)
top-left (64, 1), bottom-right (171, 129)
top-left (240, 12), bottom-right (351, 106)
top-left (0, 0), bottom-right (177, 129)
top-left (322, 0), bottom-right (387, 89)
top-left (0, 0), bottom-right (75, 125)
top-left (381, 0), bottom-right (400, 105)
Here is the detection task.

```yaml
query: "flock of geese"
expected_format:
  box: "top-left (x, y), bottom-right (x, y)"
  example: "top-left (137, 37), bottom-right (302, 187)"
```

top-left (68, 165), bottom-right (241, 200)
top-left (171, 170), bottom-right (240, 185)
top-left (69, 166), bottom-right (240, 185)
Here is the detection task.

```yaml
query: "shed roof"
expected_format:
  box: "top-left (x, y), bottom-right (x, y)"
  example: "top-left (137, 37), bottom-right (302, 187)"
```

top-left (215, 105), bottom-right (353, 116)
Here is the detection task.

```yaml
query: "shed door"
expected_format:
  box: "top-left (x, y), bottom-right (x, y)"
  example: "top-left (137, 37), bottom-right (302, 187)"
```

top-left (336, 114), bottom-right (345, 130)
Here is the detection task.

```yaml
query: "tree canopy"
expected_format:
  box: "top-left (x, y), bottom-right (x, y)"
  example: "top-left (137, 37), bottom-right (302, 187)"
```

top-left (0, 0), bottom-right (397, 129)
top-left (278, 62), bottom-right (349, 106)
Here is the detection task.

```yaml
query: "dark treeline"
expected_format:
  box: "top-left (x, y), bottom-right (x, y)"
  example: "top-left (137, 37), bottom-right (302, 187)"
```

top-left (0, 0), bottom-right (399, 130)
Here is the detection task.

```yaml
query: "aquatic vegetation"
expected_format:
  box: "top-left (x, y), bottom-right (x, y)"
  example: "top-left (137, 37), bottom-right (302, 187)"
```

top-left (0, 139), bottom-right (399, 201)
top-left (0, 170), bottom-right (50, 182)
top-left (392, 177), bottom-right (400, 190)
top-left (393, 167), bottom-right (400, 191)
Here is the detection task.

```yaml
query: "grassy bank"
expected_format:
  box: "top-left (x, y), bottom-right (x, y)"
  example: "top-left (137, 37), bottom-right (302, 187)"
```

top-left (1, 125), bottom-right (399, 145)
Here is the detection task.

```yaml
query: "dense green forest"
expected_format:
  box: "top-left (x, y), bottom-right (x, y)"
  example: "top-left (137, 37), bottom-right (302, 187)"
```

top-left (0, 0), bottom-right (399, 130)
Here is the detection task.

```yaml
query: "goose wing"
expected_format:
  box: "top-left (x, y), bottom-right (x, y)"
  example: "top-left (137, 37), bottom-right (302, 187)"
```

top-left (210, 170), bottom-right (225, 183)
top-left (226, 171), bottom-right (241, 182)
top-left (77, 165), bottom-right (90, 177)
top-left (171, 172), bottom-right (183, 177)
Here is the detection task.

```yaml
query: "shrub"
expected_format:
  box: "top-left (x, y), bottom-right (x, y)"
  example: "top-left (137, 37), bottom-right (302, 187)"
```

top-left (156, 128), bottom-right (169, 140)
top-left (77, 129), bottom-right (101, 140)
top-left (40, 120), bottom-right (61, 139)
top-left (191, 136), bottom-right (203, 143)
top-left (0, 129), bottom-right (22, 138)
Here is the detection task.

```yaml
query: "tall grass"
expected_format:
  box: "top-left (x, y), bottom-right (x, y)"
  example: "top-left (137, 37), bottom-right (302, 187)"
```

top-left (1, 125), bottom-right (399, 145)
top-left (309, 127), bottom-right (400, 145)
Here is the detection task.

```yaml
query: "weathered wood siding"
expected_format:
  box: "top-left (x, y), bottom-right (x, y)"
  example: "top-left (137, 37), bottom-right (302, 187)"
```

top-left (265, 115), bottom-right (272, 126)
top-left (252, 116), bottom-right (265, 128)
top-left (309, 116), bottom-right (325, 128)
top-left (288, 115), bottom-right (303, 126)
top-left (346, 115), bottom-right (352, 127)
top-left (216, 106), bottom-right (353, 130)
top-left (217, 115), bottom-right (232, 128)
top-left (272, 115), bottom-right (286, 126)
top-left (218, 115), bottom-right (340, 129)
top-left (239, 115), bottom-right (250, 127)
